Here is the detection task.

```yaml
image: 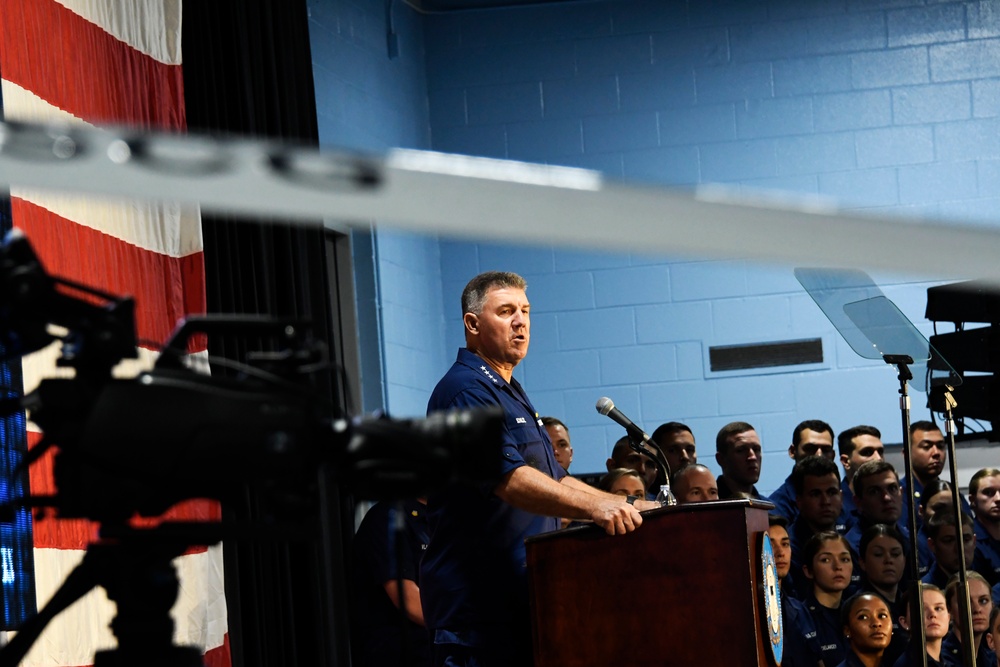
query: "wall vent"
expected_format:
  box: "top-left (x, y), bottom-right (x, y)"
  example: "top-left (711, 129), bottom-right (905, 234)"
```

top-left (709, 338), bottom-right (824, 372)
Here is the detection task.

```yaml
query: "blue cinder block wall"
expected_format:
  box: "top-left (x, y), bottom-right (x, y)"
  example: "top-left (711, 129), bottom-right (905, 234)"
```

top-left (310, 0), bottom-right (1000, 492)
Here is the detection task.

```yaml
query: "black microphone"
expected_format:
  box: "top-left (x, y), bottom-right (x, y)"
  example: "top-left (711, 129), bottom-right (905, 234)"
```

top-left (595, 396), bottom-right (651, 444)
top-left (595, 397), bottom-right (671, 484)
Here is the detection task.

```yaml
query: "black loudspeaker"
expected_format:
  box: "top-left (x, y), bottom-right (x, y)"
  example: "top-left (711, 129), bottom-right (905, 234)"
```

top-left (926, 281), bottom-right (1000, 439)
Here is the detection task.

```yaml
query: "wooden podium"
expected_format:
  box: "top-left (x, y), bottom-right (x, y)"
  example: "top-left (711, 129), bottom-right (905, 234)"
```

top-left (526, 499), bottom-right (778, 667)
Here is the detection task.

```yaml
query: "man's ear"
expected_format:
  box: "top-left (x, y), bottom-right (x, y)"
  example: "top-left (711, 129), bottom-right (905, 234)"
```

top-left (606, 458), bottom-right (615, 473)
top-left (715, 451), bottom-right (724, 469)
top-left (788, 445), bottom-right (797, 460)
top-left (840, 454), bottom-right (850, 473)
top-left (464, 312), bottom-right (479, 335)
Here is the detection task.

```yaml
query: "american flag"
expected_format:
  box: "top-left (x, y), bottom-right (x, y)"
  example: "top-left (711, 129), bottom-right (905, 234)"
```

top-left (0, 1), bottom-right (229, 665)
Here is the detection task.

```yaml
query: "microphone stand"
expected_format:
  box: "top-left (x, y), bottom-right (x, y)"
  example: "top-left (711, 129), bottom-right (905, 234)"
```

top-left (939, 383), bottom-right (976, 667)
top-left (884, 354), bottom-right (927, 667)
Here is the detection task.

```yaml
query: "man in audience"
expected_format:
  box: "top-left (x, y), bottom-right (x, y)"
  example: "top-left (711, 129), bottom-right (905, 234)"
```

top-left (970, 468), bottom-right (1000, 586)
top-left (844, 460), bottom-right (909, 555)
top-left (837, 425), bottom-right (885, 528)
top-left (768, 419), bottom-right (835, 524)
top-left (672, 463), bottom-right (719, 504)
top-left (922, 511), bottom-right (978, 589)
top-left (652, 421), bottom-right (697, 479)
top-left (902, 420), bottom-right (947, 507)
top-left (542, 416), bottom-right (573, 473)
top-left (788, 456), bottom-right (850, 592)
top-left (606, 435), bottom-right (659, 498)
top-left (715, 421), bottom-right (763, 500)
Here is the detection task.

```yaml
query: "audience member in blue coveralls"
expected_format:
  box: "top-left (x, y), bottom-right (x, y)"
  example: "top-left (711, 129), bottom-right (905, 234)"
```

top-left (802, 531), bottom-right (855, 666)
top-left (894, 584), bottom-right (951, 667)
top-left (769, 514), bottom-right (824, 667)
top-left (918, 479), bottom-right (959, 577)
top-left (714, 421), bottom-right (764, 500)
top-left (606, 435), bottom-right (659, 500)
top-left (672, 463), bottom-right (719, 504)
top-left (769, 419), bottom-right (837, 524)
top-left (352, 498), bottom-right (431, 667)
top-left (942, 571), bottom-right (995, 667)
top-left (986, 605), bottom-right (1000, 666)
top-left (651, 421), bottom-right (697, 481)
top-left (598, 468), bottom-right (646, 499)
top-left (845, 461), bottom-right (909, 558)
top-left (970, 468), bottom-right (1000, 586)
top-left (837, 426), bottom-right (886, 533)
top-left (922, 511), bottom-right (978, 589)
top-left (836, 592), bottom-right (893, 667)
top-left (789, 457), bottom-right (851, 597)
top-left (858, 523), bottom-right (908, 666)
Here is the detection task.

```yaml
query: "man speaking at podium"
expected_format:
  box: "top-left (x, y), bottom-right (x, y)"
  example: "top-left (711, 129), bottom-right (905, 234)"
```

top-left (422, 271), bottom-right (659, 667)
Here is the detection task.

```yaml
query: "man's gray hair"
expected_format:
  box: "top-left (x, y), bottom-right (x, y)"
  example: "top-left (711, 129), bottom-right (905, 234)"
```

top-left (461, 271), bottom-right (527, 315)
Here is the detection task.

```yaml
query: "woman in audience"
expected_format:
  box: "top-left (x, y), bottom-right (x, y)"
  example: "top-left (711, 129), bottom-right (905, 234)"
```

top-left (859, 524), bottom-right (908, 665)
top-left (803, 531), bottom-right (855, 667)
top-left (894, 584), bottom-right (950, 667)
top-left (917, 479), bottom-right (957, 576)
top-left (597, 468), bottom-right (646, 498)
top-left (837, 592), bottom-right (892, 667)
top-left (942, 571), bottom-right (995, 667)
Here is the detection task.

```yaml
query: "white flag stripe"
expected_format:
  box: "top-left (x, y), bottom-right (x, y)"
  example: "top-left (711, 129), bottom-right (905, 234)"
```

top-left (0, 80), bottom-right (86, 125)
top-left (12, 188), bottom-right (204, 258)
top-left (52, 0), bottom-right (182, 65)
top-left (2, 82), bottom-right (203, 257)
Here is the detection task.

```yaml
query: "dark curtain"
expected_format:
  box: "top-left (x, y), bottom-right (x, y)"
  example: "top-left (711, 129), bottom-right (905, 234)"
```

top-left (181, 3), bottom-right (353, 667)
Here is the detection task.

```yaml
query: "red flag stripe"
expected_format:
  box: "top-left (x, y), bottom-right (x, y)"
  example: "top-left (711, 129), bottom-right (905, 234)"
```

top-left (0, 0), bottom-right (185, 129)
top-left (13, 200), bottom-right (206, 349)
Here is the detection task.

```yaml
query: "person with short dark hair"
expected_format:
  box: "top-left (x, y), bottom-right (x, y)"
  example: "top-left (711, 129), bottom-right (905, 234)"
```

top-left (838, 425), bottom-right (886, 530)
top-left (769, 419), bottom-right (837, 525)
top-left (672, 463), bottom-right (718, 504)
top-left (942, 571), bottom-right (995, 667)
top-left (789, 457), bottom-right (852, 595)
top-left (845, 461), bottom-right (910, 558)
top-left (541, 416), bottom-right (573, 473)
top-left (837, 592), bottom-right (893, 667)
top-left (922, 511), bottom-right (977, 589)
top-left (607, 435), bottom-right (658, 498)
top-left (985, 605), bottom-right (1000, 666)
top-left (970, 468), bottom-right (1000, 586)
top-left (768, 515), bottom-right (825, 667)
top-left (714, 421), bottom-right (763, 500)
top-left (423, 271), bottom-right (658, 667)
top-left (651, 421), bottom-right (696, 479)
top-left (901, 421), bottom-right (948, 513)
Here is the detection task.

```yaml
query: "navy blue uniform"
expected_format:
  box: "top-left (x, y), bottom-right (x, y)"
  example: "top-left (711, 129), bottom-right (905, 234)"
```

top-left (771, 474), bottom-right (851, 531)
top-left (974, 518), bottom-right (1000, 586)
top-left (782, 595), bottom-right (824, 667)
top-left (352, 499), bottom-right (431, 667)
top-left (421, 349), bottom-right (565, 666)
top-left (805, 591), bottom-right (847, 667)
top-left (941, 631), bottom-right (995, 667)
top-left (716, 475), bottom-right (762, 500)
